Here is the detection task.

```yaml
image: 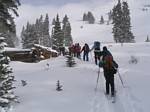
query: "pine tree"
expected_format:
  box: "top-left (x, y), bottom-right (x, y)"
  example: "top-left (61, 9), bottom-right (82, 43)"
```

top-left (83, 13), bottom-right (88, 21)
top-left (22, 14), bottom-right (51, 48)
top-left (112, 0), bottom-right (123, 42)
top-left (34, 18), bottom-right (41, 45)
top-left (63, 22), bottom-right (73, 46)
top-left (52, 18), bottom-right (56, 25)
top-left (38, 15), bottom-right (44, 46)
top-left (0, 36), bottom-right (17, 108)
top-left (87, 11), bottom-right (95, 24)
top-left (0, 0), bottom-right (20, 32)
top-left (43, 14), bottom-right (51, 47)
top-left (51, 14), bottom-right (64, 51)
top-left (21, 23), bottom-right (30, 49)
top-left (112, 0), bottom-right (134, 43)
top-left (21, 26), bottom-right (25, 47)
top-left (62, 15), bottom-right (73, 46)
top-left (21, 22), bottom-right (39, 49)
top-left (56, 80), bottom-right (63, 91)
top-left (122, 1), bottom-right (134, 42)
top-left (100, 16), bottom-right (105, 24)
top-left (108, 10), bottom-right (113, 21)
top-left (145, 35), bottom-right (150, 42)
top-left (66, 55), bottom-right (76, 67)
top-left (0, 0), bottom-right (20, 47)
top-left (62, 15), bottom-right (69, 25)
top-left (107, 10), bottom-right (112, 25)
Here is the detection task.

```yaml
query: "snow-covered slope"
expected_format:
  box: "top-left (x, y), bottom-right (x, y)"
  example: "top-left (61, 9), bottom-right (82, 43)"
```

top-left (10, 42), bottom-right (150, 112)
top-left (71, 0), bottom-right (150, 44)
top-left (71, 21), bottom-right (113, 45)
top-left (16, 0), bottom-right (150, 44)
top-left (128, 0), bottom-right (150, 42)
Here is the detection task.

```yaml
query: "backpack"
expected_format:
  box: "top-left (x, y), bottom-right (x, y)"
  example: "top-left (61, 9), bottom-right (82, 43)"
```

top-left (94, 41), bottom-right (100, 50)
top-left (104, 55), bottom-right (113, 70)
top-left (104, 55), bottom-right (118, 74)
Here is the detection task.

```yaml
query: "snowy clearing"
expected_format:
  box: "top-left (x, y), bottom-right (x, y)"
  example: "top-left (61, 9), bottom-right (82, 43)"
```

top-left (9, 42), bottom-right (150, 112)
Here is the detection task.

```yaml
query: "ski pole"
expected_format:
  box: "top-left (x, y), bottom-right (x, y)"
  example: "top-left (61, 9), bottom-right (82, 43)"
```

top-left (90, 51), bottom-right (94, 62)
top-left (95, 67), bottom-right (100, 91)
top-left (117, 69), bottom-right (125, 88)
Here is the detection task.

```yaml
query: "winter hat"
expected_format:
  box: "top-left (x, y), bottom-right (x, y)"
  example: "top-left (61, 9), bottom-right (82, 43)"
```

top-left (103, 46), bottom-right (107, 51)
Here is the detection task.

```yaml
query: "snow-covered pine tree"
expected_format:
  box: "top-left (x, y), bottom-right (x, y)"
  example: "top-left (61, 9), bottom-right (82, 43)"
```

top-left (108, 10), bottom-right (113, 22)
top-left (0, 0), bottom-right (20, 47)
top-left (34, 18), bottom-right (41, 45)
top-left (100, 16), bottom-right (105, 24)
top-left (51, 14), bottom-right (64, 51)
top-left (66, 55), bottom-right (76, 67)
top-left (107, 10), bottom-right (112, 25)
top-left (4, 20), bottom-right (19, 47)
top-left (21, 24), bottom-right (29, 49)
top-left (56, 80), bottom-right (63, 91)
top-left (43, 14), bottom-right (51, 47)
top-left (52, 18), bottom-right (56, 25)
top-left (112, 0), bottom-right (134, 43)
top-left (21, 22), bottom-right (39, 49)
top-left (38, 15), bottom-right (44, 46)
top-left (145, 35), bottom-right (150, 42)
top-left (63, 22), bottom-right (73, 46)
top-left (83, 13), bottom-right (88, 21)
top-left (62, 15), bottom-right (73, 47)
top-left (22, 14), bottom-right (52, 49)
top-left (1, 32), bottom-right (16, 47)
top-left (122, 1), bottom-right (134, 42)
top-left (112, 0), bottom-right (124, 43)
top-left (0, 36), bottom-right (17, 108)
top-left (87, 11), bottom-right (95, 24)
top-left (62, 15), bottom-right (69, 25)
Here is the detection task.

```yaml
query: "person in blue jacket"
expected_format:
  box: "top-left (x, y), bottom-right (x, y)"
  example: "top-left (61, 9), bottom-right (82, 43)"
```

top-left (90, 41), bottom-right (101, 65)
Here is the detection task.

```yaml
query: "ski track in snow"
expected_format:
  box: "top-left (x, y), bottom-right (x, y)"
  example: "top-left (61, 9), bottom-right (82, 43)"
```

top-left (90, 73), bottom-right (125, 112)
top-left (118, 87), bottom-right (144, 112)
top-left (87, 63), bottom-right (144, 112)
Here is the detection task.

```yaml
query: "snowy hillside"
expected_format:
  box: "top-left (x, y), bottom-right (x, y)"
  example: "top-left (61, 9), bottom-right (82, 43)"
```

top-left (70, 21), bottom-right (113, 45)
top-left (67, 0), bottom-right (150, 44)
top-left (15, 0), bottom-right (150, 44)
top-left (9, 42), bottom-right (150, 112)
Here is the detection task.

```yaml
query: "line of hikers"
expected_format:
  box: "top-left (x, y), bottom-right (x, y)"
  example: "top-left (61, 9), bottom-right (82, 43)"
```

top-left (68, 41), bottom-right (118, 97)
top-left (68, 41), bottom-right (101, 63)
top-left (68, 42), bottom-right (98, 62)
top-left (68, 43), bottom-right (81, 59)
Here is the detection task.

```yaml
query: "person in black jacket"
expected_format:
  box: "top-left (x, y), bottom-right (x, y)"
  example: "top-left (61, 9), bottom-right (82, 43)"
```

top-left (99, 46), bottom-right (118, 97)
top-left (81, 43), bottom-right (90, 61)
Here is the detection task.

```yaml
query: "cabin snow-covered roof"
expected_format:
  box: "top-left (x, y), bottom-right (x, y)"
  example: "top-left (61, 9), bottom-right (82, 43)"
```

top-left (33, 44), bottom-right (58, 53)
top-left (4, 47), bottom-right (31, 52)
top-left (0, 42), bottom-right (7, 47)
top-left (0, 37), bottom-right (5, 40)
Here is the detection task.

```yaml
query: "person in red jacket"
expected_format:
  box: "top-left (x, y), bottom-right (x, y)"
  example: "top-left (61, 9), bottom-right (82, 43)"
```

top-left (76, 43), bottom-right (81, 59)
